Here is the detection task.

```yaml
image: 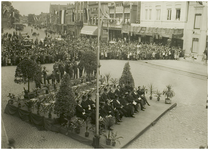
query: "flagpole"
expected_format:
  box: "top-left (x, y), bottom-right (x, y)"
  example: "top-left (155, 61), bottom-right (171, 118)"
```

top-left (93, 1), bottom-right (101, 148)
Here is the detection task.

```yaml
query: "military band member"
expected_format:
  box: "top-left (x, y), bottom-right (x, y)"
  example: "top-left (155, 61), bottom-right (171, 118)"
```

top-left (114, 85), bottom-right (122, 96)
top-left (75, 100), bottom-right (87, 120)
top-left (113, 95), bottom-right (126, 121)
top-left (81, 95), bottom-right (91, 115)
top-left (86, 94), bottom-right (96, 111)
top-left (124, 92), bottom-right (135, 117)
top-left (100, 88), bottom-right (109, 104)
top-left (108, 88), bottom-right (115, 100)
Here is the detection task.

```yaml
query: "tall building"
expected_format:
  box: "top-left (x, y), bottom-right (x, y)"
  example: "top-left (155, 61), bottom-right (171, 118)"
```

top-left (35, 12), bottom-right (49, 28)
top-left (49, 4), bottom-right (68, 33)
top-left (107, 1), bottom-right (139, 41)
top-left (64, 4), bottom-right (75, 35)
top-left (139, 1), bottom-right (188, 47)
top-left (184, 1), bottom-right (208, 62)
top-left (80, 1), bottom-right (108, 40)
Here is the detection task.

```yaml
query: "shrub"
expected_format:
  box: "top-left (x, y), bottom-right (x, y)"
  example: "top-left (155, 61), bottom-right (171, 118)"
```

top-left (54, 74), bottom-right (76, 123)
top-left (119, 62), bottom-right (135, 89)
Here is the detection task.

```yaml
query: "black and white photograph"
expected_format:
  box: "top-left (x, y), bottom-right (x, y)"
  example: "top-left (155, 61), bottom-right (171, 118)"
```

top-left (1, 1), bottom-right (208, 149)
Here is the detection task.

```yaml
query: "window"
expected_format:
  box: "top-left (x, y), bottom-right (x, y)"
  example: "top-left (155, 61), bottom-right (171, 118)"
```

top-left (176, 9), bottom-right (181, 20)
top-left (110, 14), bottom-right (114, 18)
top-left (145, 9), bottom-right (148, 20)
top-left (156, 9), bottom-right (161, 20)
top-left (116, 3), bottom-right (122, 7)
top-left (149, 9), bottom-right (152, 20)
top-left (116, 14), bottom-right (122, 24)
top-left (81, 13), bottom-right (83, 21)
top-left (192, 38), bottom-right (199, 53)
top-left (194, 14), bottom-right (202, 29)
top-left (124, 13), bottom-right (130, 23)
top-left (167, 8), bottom-right (172, 20)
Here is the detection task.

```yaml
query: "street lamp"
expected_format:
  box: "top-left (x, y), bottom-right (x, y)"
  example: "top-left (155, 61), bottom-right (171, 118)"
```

top-left (92, 1), bottom-right (101, 148)
top-left (92, 3), bottom-right (118, 147)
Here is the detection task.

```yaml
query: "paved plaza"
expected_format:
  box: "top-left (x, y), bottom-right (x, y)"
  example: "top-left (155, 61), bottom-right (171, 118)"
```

top-left (2, 59), bottom-right (207, 148)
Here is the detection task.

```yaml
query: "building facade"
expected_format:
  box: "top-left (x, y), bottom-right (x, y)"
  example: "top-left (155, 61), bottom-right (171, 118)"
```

top-left (49, 4), bottom-right (68, 34)
top-left (184, 1), bottom-right (208, 62)
top-left (47, 1), bottom-right (208, 61)
top-left (107, 1), bottom-right (138, 42)
top-left (35, 12), bottom-right (50, 28)
top-left (139, 1), bottom-right (188, 47)
top-left (80, 1), bottom-right (109, 40)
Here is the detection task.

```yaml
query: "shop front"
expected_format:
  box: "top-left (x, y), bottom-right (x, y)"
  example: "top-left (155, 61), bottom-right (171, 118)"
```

top-left (109, 28), bottom-right (122, 41)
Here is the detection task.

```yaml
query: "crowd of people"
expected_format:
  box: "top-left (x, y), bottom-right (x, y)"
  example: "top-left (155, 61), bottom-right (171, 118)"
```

top-left (75, 84), bottom-right (150, 125)
top-left (1, 29), bottom-right (184, 67)
top-left (100, 38), bottom-right (184, 60)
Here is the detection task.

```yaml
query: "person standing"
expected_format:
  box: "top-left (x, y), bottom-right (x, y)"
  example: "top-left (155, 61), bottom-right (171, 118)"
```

top-left (42, 66), bottom-right (48, 84)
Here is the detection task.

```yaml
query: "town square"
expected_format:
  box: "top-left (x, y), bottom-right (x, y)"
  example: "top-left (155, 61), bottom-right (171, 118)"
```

top-left (1, 1), bottom-right (208, 149)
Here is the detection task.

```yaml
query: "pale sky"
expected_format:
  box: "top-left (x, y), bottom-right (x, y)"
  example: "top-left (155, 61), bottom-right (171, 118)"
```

top-left (11, 1), bottom-right (73, 16)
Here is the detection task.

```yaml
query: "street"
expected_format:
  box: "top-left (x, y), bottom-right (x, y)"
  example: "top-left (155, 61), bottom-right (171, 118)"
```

top-left (2, 60), bottom-right (207, 148)
top-left (101, 60), bottom-right (208, 148)
top-left (3, 25), bottom-right (60, 42)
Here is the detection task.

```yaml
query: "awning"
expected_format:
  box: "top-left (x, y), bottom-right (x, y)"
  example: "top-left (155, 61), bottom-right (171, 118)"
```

top-left (122, 24), bottom-right (130, 34)
top-left (172, 29), bottom-right (184, 39)
top-left (139, 27), bottom-right (146, 34)
top-left (80, 26), bottom-right (98, 35)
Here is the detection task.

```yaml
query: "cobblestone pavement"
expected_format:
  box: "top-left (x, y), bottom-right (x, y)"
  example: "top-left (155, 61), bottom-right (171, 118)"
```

top-left (2, 60), bottom-right (207, 148)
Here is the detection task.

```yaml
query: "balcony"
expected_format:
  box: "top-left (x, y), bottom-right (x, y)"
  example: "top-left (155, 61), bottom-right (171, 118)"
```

top-left (115, 7), bottom-right (123, 13)
top-left (108, 2), bottom-right (115, 8)
top-left (75, 21), bottom-right (83, 26)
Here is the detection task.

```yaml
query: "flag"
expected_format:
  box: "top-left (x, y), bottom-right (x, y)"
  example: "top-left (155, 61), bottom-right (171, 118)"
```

top-left (61, 10), bottom-right (66, 24)
top-left (196, 1), bottom-right (203, 5)
top-left (10, 11), bottom-right (15, 17)
top-left (50, 14), bottom-right (51, 23)
top-left (3, 4), bottom-right (10, 14)
top-left (54, 10), bottom-right (58, 15)
top-left (72, 10), bottom-right (75, 22)
top-left (84, 8), bottom-right (87, 21)
top-left (87, 8), bottom-right (90, 22)
top-left (59, 10), bottom-right (62, 24)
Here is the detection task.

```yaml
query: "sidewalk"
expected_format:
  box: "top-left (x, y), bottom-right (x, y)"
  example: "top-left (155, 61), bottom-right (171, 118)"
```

top-left (1, 120), bottom-right (8, 148)
top-left (142, 59), bottom-right (207, 77)
top-left (103, 100), bottom-right (177, 148)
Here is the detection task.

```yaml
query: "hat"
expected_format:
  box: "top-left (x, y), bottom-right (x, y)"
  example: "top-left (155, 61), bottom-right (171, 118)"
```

top-left (82, 95), bottom-right (86, 99)
top-left (125, 92), bottom-right (128, 95)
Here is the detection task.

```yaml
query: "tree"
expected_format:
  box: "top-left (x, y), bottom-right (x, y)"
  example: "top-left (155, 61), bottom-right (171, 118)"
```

top-left (34, 64), bottom-right (42, 88)
top-left (119, 62), bottom-right (135, 89)
top-left (14, 58), bottom-right (39, 92)
top-left (28, 14), bottom-right (35, 26)
top-left (2, 2), bottom-right (20, 28)
top-left (54, 74), bottom-right (76, 123)
top-left (79, 51), bottom-right (97, 79)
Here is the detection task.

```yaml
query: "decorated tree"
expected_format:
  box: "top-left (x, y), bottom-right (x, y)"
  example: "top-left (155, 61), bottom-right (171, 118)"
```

top-left (119, 62), bottom-right (135, 89)
top-left (14, 58), bottom-right (39, 92)
top-left (54, 74), bottom-right (76, 123)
